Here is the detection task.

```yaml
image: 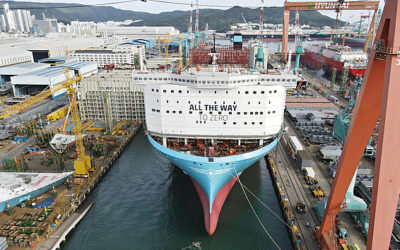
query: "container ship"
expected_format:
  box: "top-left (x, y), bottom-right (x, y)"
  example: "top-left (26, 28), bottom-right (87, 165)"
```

top-left (302, 43), bottom-right (368, 80)
top-left (136, 59), bottom-right (297, 234)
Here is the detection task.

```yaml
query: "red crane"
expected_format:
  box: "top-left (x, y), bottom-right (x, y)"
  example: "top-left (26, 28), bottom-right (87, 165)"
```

top-left (314, 0), bottom-right (400, 249)
top-left (281, 1), bottom-right (379, 61)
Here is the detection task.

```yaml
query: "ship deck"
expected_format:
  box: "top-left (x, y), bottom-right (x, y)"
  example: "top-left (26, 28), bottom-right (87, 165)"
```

top-left (152, 136), bottom-right (274, 158)
top-left (0, 172), bottom-right (74, 203)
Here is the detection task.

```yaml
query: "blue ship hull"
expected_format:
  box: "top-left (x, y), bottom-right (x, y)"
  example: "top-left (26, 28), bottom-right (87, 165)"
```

top-left (0, 173), bottom-right (73, 212)
top-left (147, 135), bottom-right (278, 234)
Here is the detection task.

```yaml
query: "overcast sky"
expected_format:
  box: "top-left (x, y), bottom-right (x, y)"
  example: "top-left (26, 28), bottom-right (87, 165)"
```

top-left (12, 0), bottom-right (385, 23)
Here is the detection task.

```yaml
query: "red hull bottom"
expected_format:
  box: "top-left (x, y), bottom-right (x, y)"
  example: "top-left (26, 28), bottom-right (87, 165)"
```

top-left (190, 176), bottom-right (239, 235)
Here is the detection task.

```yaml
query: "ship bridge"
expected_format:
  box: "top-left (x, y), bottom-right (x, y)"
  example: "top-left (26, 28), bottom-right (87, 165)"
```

top-left (133, 71), bottom-right (297, 89)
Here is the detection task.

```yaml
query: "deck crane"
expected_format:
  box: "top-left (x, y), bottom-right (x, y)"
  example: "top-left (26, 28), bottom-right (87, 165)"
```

top-left (0, 69), bottom-right (93, 177)
top-left (294, 9), bottom-right (303, 75)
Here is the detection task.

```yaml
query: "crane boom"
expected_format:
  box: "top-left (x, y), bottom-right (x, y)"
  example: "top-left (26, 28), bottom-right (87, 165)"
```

top-left (0, 69), bottom-right (92, 177)
top-left (0, 78), bottom-right (75, 120)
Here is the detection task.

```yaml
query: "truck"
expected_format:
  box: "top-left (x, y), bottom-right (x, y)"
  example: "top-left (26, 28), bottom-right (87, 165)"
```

top-left (302, 167), bottom-right (315, 178)
top-left (288, 136), bottom-right (303, 154)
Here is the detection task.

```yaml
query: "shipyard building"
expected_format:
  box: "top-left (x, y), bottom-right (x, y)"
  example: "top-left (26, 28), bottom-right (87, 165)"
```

top-left (10, 61), bottom-right (98, 98)
top-left (0, 37), bottom-right (105, 66)
top-left (78, 70), bottom-right (145, 122)
top-left (72, 44), bottom-right (145, 68)
top-left (0, 46), bottom-right (33, 67)
top-left (96, 26), bottom-right (179, 39)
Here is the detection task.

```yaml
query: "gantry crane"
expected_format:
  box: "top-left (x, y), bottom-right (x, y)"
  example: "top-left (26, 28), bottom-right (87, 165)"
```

top-left (281, 1), bottom-right (379, 61)
top-left (177, 35), bottom-right (186, 68)
top-left (315, 0), bottom-right (400, 249)
top-left (156, 35), bottom-right (161, 55)
top-left (161, 36), bottom-right (175, 65)
top-left (0, 69), bottom-right (92, 177)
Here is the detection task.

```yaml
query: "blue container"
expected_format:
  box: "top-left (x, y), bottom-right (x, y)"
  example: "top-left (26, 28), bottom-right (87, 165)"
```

top-left (14, 136), bottom-right (27, 142)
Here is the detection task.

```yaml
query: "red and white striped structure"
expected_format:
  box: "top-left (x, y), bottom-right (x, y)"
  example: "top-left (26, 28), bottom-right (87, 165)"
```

top-left (259, 0), bottom-right (264, 41)
top-left (195, 0), bottom-right (199, 33)
top-left (188, 2), bottom-right (193, 34)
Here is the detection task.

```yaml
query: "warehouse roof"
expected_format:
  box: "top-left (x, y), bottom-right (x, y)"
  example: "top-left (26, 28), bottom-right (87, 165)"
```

top-left (18, 67), bottom-right (73, 78)
top-left (0, 45), bottom-right (32, 59)
top-left (120, 41), bottom-right (144, 46)
top-left (74, 49), bottom-right (113, 54)
top-left (55, 61), bottom-right (98, 70)
top-left (0, 62), bottom-right (50, 76)
top-left (38, 56), bottom-right (79, 64)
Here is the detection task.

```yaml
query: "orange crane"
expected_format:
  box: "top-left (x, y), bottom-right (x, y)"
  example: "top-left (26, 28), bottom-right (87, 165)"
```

top-left (314, 1), bottom-right (400, 249)
top-left (0, 69), bottom-right (92, 177)
top-left (281, 1), bottom-right (379, 61)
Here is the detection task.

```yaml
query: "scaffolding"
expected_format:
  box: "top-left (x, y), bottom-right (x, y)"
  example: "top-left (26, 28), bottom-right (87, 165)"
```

top-left (78, 70), bottom-right (145, 122)
top-left (190, 45), bottom-right (249, 66)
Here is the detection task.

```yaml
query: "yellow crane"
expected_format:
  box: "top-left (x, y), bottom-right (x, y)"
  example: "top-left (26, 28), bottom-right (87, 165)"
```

top-left (177, 35), bottom-right (186, 68)
top-left (161, 36), bottom-right (175, 65)
top-left (156, 35), bottom-right (161, 55)
top-left (0, 69), bottom-right (92, 177)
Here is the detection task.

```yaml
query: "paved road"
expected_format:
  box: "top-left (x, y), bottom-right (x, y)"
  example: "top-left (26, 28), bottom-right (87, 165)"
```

top-left (0, 137), bottom-right (35, 159)
top-left (274, 140), bottom-right (320, 250)
top-left (0, 116), bottom-right (67, 160)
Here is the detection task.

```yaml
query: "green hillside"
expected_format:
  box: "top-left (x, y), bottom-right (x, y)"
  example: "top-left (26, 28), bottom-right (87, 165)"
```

top-left (3, 1), bottom-right (344, 33)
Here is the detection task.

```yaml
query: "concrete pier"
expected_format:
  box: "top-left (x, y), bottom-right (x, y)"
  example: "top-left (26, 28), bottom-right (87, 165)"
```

top-left (33, 123), bottom-right (142, 249)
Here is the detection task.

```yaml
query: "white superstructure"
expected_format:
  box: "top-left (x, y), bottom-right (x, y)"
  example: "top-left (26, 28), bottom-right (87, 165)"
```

top-left (141, 71), bottom-right (297, 141)
top-left (73, 44), bottom-right (145, 68)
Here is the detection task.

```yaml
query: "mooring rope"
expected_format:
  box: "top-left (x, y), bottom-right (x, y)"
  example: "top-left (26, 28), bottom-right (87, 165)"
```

top-left (232, 166), bottom-right (282, 250)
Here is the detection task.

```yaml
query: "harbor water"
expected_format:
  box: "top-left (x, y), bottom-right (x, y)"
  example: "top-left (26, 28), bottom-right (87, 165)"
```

top-left (62, 131), bottom-right (294, 250)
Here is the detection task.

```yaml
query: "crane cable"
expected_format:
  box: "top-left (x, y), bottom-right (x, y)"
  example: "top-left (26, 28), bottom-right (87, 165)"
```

top-left (232, 166), bottom-right (282, 250)
top-left (232, 172), bottom-right (295, 231)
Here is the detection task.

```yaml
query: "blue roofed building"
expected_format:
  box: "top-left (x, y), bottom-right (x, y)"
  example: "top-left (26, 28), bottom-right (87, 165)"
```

top-left (0, 62), bottom-right (50, 84)
top-left (55, 61), bottom-right (98, 77)
top-left (11, 67), bottom-right (77, 98)
top-left (38, 56), bottom-right (79, 66)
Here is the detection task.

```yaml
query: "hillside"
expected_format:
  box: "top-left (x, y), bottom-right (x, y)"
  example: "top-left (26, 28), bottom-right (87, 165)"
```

top-left (3, 1), bottom-right (344, 32)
